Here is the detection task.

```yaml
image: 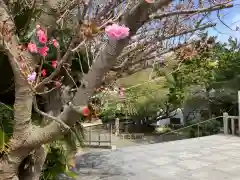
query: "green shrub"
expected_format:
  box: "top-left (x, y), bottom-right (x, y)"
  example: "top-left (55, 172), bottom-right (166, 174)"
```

top-left (186, 119), bottom-right (221, 138)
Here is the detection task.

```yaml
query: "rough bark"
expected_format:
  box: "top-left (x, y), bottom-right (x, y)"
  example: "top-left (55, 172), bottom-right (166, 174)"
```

top-left (0, 1), bottom-right (35, 143)
top-left (36, 0), bottom-right (62, 34)
top-left (0, 147), bottom-right (33, 180)
top-left (42, 89), bottom-right (62, 125)
top-left (0, 145), bottom-right (46, 180)
top-left (0, 1), bottom-right (38, 179)
top-left (18, 146), bottom-right (47, 180)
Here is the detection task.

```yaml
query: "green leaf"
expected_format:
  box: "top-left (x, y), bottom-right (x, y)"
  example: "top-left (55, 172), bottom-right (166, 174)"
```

top-left (164, 72), bottom-right (176, 88)
top-left (0, 130), bottom-right (8, 149)
top-left (64, 170), bottom-right (78, 178)
top-left (24, 28), bottom-right (36, 41)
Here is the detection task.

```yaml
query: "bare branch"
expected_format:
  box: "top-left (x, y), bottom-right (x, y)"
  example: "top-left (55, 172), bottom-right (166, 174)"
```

top-left (151, 3), bottom-right (233, 20)
top-left (114, 23), bottom-right (215, 70)
top-left (27, 0), bottom-right (174, 146)
top-left (35, 40), bottom-right (75, 90)
top-left (33, 97), bottom-right (70, 130)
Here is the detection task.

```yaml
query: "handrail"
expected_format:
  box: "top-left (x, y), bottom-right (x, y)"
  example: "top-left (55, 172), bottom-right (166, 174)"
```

top-left (158, 115), bottom-right (224, 138)
top-left (227, 115), bottom-right (238, 119)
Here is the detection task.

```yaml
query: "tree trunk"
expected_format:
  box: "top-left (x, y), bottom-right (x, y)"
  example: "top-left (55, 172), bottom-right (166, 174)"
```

top-left (0, 159), bottom-right (19, 180)
top-left (0, 147), bottom-right (32, 180)
top-left (0, 147), bottom-right (46, 180)
top-left (18, 146), bottom-right (47, 180)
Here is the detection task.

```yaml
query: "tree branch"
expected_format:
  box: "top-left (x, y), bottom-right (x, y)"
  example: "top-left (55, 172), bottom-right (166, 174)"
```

top-left (33, 96), bottom-right (70, 130)
top-left (113, 23), bottom-right (215, 70)
top-left (151, 4), bottom-right (233, 20)
top-left (26, 0), bottom-right (173, 146)
top-left (35, 40), bottom-right (75, 90)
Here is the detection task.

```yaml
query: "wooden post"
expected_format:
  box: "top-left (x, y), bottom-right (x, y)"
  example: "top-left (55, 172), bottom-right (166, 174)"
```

top-left (231, 118), bottom-right (235, 135)
top-left (98, 132), bottom-right (101, 146)
top-left (115, 118), bottom-right (119, 136)
top-left (197, 124), bottom-right (200, 137)
top-left (238, 91), bottom-right (240, 135)
top-left (110, 123), bottom-right (112, 146)
top-left (223, 112), bottom-right (228, 135)
top-left (125, 121), bottom-right (128, 133)
top-left (89, 127), bottom-right (92, 145)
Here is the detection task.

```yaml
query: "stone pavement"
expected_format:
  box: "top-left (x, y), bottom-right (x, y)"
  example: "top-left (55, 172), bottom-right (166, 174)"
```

top-left (75, 134), bottom-right (240, 180)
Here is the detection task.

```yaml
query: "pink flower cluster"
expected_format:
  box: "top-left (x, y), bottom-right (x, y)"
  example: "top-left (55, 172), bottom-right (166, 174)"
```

top-left (105, 24), bottom-right (130, 40)
top-left (27, 25), bottom-right (58, 57)
top-left (27, 43), bottom-right (38, 53)
top-left (37, 28), bottom-right (47, 44)
top-left (27, 25), bottom-right (60, 84)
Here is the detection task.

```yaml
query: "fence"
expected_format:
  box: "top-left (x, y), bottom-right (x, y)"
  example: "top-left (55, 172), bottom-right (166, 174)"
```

top-left (223, 112), bottom-right (240, 135)
top-left (82, 112), bottom-right (240, 147)
top-left (155, 116), bottom-right (223, 142)
top-left (223, 91), bottom-right (240, 136)
top-left (155, 112), bottom-right (240, 143)
top-left (84, 124), bottom-right (113, 148)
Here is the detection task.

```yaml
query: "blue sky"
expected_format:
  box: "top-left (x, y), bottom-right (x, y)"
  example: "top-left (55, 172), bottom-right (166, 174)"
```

top-left (208, 1), bottom-right (240, 42)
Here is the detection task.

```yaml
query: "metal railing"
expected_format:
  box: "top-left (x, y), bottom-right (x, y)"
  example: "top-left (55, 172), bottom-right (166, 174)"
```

top-left (82, 113), bottom-right (240, 147)
top-left (84, 124), bottom-right (113, 147)
top-left (157, 115), bottom-right (224, 142)
top-left (156, 113), bottom-right (240, 142)
top-left (223, 112), bottom-right (239, 135)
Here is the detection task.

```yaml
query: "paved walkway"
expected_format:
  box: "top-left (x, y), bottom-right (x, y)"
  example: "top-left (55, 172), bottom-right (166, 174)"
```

top-left (75, 134), bottom-right (240, 180)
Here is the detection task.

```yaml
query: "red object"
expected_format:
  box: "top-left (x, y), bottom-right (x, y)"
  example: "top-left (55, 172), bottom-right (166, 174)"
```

top-left (55, 81), bottom-right (61, 88)
top-left (38, 46), bottom-right (49, 57)
top-left (52, 60), bottom-right (57, 68)
top-left (41, 69), bottom-right (47, 77)
top-left (52, 39), bottom-right (59, 48)
top-left (82, 106), bottom-right (90, 116)
top-left (36, 29), bottom-right (47, 44)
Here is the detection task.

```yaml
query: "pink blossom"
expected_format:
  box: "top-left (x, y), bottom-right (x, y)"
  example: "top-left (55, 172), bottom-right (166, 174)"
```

top-left (41, 69), bottom-right (47, 77)
top-left (36, 29), bottom-right (45, 37)
top-left (52, 39), bottom-right (59, 48)
top-left (55, 81), bottom-right (61, 88)
top-left (28, 42), bottom-right (38, 53)
top-left (105, 24), bottom-right (130, 40)
top-left (52, 60), bottom-right (57, 68)
top-left (118, 87), bottom-right (125, 97)
top-left (38, 46), bottom-right (49, 57)
top-left (36, 29), bottom-right (47, 44)
top-left (119, 91), bottom-right (124, 96)
top-left (145, 0), bottom-right (153, 3)
top-left (27, 72), bottom-right (37, 82)
top-left (38, 33), bottom-right (47, 44)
